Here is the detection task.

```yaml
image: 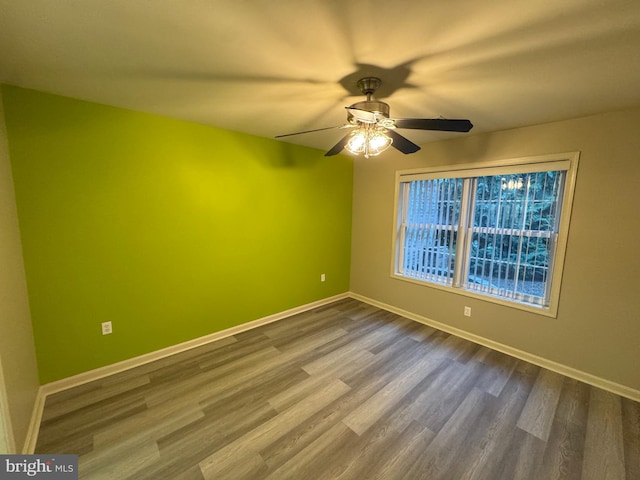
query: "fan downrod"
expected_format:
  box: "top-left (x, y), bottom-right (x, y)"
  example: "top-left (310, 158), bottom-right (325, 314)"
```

top-left (356, 77), bottom-right (382, 99)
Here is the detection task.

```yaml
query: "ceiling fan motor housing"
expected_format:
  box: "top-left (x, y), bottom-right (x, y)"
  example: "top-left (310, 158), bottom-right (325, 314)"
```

top-left (349, 76), bottom-right (391, 122)
top-left (347, 100), bottom-right (391, 124)
top-left (350, 100), bottom-right (390, 116)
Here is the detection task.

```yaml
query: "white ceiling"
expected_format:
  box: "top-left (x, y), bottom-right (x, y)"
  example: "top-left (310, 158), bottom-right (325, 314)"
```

top-left (1, 0), bottom-right (640, 153)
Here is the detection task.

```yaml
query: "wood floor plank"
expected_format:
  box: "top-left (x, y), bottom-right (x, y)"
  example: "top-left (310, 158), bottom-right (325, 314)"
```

top-left (37, 392), bottom-right (148, 453)
top-left (405, 387), bottom-right (492, 478)
top-left (489, 428), bottom-right (547, 480)
top-left (323, 418), bottom-right (408, 480)
top-left (474, 349), bottom-right (519, 397)
top-left (199, 363), bottom-right (309, 416)
top-left (300, 340), bottom-right (375, 377)
top-left (581, 387), bottom-right (627, 480)
top-left (414, 359), bottom-right (484, 434)
top-left (268, 354), bottom-right (366, 412)
top-left (457, 360), bottom-right (539, 480)
top-left (41, 374), bottom-right (152, 422)
top-left (537, 378), bottom-right (590, 480)
top-left (405, 321), bottom-right (439, 343)
top-left (517, 368), bottom-right (565, 441)
top-left (621, 397), bottom-right (640, 480)
top-left (437, 334), bottom-right (482, 364)
top-left (33, 300), bottom-right (640, 480)
top-left (342, 341), bottom-right (442, 436)
top-left (338, 333), bottom-right (428, 390)
top-left (263, 422), bottom-right (358, 480)
top-left (170, 465), bottom-right (205, 480)
top-left (374, 358), bottom-right (450, 435)
top-left (79, 438), bottom-right (160, 480)
top-left (92, 403), bottom-right (205, 449)
top-left (198, 379), bottom-right (351, 479)
top-left (151, 402), bottom-right (277, 480)
top-left (144, 345), bottom-right (283, 408)
top-left (363, 421), bottom-right (436, 480)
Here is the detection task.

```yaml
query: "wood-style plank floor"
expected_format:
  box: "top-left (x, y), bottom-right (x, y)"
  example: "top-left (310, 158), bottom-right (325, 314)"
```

top-left (36, 299), bottom-right (640, 479)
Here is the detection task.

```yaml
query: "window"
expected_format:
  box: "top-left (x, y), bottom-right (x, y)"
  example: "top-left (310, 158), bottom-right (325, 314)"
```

top-left (392, 153), bottom-right (579, 316)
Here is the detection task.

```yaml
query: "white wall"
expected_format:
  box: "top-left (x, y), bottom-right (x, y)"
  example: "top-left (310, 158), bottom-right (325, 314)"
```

top-left (0, 91), bottom-right (40, 452)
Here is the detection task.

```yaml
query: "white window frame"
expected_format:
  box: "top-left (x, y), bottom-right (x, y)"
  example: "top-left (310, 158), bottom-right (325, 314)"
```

top-left (391, 152), bottom-right (580, 317)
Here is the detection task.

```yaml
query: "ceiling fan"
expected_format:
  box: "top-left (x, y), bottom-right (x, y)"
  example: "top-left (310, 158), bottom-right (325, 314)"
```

top-left (275, 77), bottom-right (473, 158)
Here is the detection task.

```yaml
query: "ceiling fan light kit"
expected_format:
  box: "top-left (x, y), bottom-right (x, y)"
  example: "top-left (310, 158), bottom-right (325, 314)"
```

top-left (275, 76), bottom-right (473, 158)
top-left (345, 123), bottom-right (393, 158)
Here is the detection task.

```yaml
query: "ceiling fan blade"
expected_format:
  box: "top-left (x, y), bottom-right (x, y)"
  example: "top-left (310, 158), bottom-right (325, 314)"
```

top-left (275, 125), bottom-right (346, 138)
top-left (393, 118), bottom-right (473, 132)
top-left (386, 129), bottom-right (421, 154)
top-left (324, 133), bottom-right (352, 156)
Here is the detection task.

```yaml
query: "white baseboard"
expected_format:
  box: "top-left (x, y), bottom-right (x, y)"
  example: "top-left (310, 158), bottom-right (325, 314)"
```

top-left (23, 292), bottom-right (349, 453)
top-left (350, 292), bottom-right (640, 402)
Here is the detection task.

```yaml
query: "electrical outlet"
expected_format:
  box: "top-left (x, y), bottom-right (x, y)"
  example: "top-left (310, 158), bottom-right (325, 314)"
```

top-left (101, 321), bottom-right (112, 335)
top-left (321, 273), bottom-right (326, 282)
top-left (464, 306), bottom-right (472, 317)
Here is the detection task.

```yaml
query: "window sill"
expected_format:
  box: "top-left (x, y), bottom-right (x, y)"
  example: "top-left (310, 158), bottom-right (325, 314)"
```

top-left (390, 272), bottom-right (559, 318)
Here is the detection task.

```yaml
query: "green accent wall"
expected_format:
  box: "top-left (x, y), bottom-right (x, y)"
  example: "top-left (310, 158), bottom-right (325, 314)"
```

top-left (2, 85), bottom-right (353, 384)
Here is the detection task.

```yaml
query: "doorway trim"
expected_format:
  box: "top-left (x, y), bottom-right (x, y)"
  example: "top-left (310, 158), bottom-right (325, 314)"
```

top-left (0, 355), bottom-right (16, 453)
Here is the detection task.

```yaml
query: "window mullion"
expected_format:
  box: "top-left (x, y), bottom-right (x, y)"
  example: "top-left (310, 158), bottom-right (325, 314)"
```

top-left (397, 183), bottom-right (410, 275)
top-left (513, 174), bottom-right (533, 299)
top-left (453, 178), bottom-right (473, 288)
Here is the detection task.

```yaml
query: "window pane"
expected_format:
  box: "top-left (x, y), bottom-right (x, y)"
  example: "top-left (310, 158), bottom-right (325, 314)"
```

top-left (467, 233), bottom-right (552, 303)
top-left (402, 178), bottom-right (462, 285)
top-left (465, 171), bottom-right (564, 306)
